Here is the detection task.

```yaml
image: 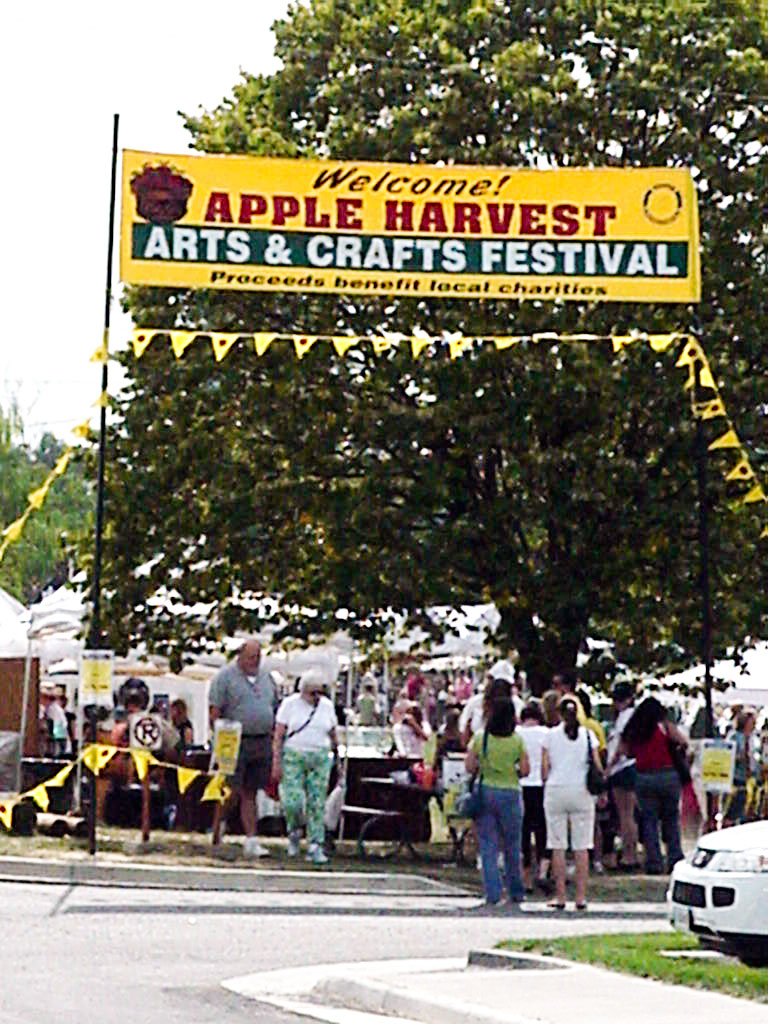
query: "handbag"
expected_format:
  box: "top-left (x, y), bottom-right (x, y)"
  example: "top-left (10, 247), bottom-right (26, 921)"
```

top-left (586, 730), bottom-right (607, 795)
top-left (665, 727), bottom-right (692, 785)
top-left (456, 729), bottom-right (488, 818)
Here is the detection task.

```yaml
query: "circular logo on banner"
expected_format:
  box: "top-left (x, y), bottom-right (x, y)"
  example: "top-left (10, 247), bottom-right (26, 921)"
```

top-left (643, 184), bottom-right (683, 224)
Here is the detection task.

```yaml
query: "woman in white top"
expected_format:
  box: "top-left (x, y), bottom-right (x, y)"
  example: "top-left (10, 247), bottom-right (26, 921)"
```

top-left (393, 702), bottom-right (431, 757)
top-left (542, 695), bottom-right (604, 910)
top-left (518, 701), bottom-right (550, 893)
top-left (272, 669), bottom-right (339, 864)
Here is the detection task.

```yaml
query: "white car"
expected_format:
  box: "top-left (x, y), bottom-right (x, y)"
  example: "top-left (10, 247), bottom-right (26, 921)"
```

top-left (668, 820), bottom-right (768, 966)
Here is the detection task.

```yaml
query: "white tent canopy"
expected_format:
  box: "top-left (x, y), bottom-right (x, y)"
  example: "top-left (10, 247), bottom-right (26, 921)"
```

top-left (0, 586), bottom-right (28, 657)
top-left (657, 641), bottom-right (768, 692)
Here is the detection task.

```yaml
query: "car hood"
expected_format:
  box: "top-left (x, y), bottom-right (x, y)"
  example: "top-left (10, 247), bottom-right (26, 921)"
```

top-left (698, 820), bottom-right (768, 852)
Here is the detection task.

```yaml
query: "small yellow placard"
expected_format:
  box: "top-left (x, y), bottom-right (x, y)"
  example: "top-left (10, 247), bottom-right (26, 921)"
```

top-left (700, 740), bottom-right (736, 793)
top-left (80, 650), bottom-right (114, 706)
top-left (210, 720), bottom-right (242, 777)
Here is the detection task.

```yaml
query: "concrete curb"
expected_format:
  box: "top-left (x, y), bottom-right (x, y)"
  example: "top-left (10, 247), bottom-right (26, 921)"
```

top-left (0, 855), bottom-right (472, 895)
top-left (467, 948), bottom-right (566, 970)
top-left (313, 974), bottom-right (535, 1024)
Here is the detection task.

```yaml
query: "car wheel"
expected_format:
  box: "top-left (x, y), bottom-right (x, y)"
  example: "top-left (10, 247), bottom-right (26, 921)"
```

top-left (734, 942), bottom-right (768, 968)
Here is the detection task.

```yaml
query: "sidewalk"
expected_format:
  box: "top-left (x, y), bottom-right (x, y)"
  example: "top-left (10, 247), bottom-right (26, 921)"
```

top-left (225, 950), bottom-right (768, 1024)
top-left (0, 853), bottom-right (472, 895)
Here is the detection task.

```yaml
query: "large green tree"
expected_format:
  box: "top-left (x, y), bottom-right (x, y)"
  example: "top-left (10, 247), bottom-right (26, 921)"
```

top-left (0, 404), bottom-right (93, 603)
top-left (105, 0), bottom-right (767, 684)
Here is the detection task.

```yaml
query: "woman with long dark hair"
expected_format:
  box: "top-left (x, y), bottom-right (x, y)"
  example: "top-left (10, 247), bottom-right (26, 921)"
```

top-left (464, 696), bottom-right (529, 908)
top-left (620, 697), bottom-right (688, 874)
top-left (542, 695), bottom-right (603, 910)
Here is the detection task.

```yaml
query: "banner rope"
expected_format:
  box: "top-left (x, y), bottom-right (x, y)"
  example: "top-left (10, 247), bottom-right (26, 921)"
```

top-left (0, 743), bottom-right (230, 832)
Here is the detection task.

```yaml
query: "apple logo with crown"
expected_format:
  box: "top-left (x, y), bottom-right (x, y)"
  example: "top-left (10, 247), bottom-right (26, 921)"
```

top-left (130, 163), bottom-right (193, 223)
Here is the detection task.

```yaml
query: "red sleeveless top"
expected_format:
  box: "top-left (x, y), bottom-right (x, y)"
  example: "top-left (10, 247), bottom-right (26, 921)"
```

top-left (629, 724), bottom-right (674, 774)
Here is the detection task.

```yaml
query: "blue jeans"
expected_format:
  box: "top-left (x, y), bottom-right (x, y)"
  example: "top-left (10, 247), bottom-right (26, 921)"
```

top-left (475, 786), bottom-right (524, 903)
top-left (635, 769), bottom-right (683, 873)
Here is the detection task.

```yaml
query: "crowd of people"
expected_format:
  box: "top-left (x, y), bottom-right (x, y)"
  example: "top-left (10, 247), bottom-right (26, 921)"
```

top-left (36, 639), bottom-right (766, 888)
top-left (344, 660), bottom-right (768, 908)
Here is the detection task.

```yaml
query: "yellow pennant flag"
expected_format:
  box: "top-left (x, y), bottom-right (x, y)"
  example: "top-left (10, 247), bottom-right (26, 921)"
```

top-left (411, 335), bottom-right (433, 358)
top-left (253, 333), bottom-right (277, 356)
top-left (611, 335), bottom-right (637, 352)
top-left (130, 750), bottom-right (152, 781)
top-left (708, 430), bottom-right (740, 451)
top-left (675, 338), bottom-right (703, 367)
top-left (448, 337), bottom-right (472, 360)
top-left (210, 333), bottom-right (241, 362)
top-left (0, 800), bottom-right (15, 832)
top-left (44, 762), bottom-right (75, 788)
top-left (698, 363), bottom-right (716, 389)
top-left (27, 482), bottom-right (51, 510)
top-left (92, 391), bottom-right (109, 409)
top-left (725, 459), bottom-right (755, 483)
top-left (741, 484), bottom-right (766, 505)
top-left (52, 451), bottom-right (72, 477)
top-left (493, 337), bottom-right (523, 350)
top-left (293, 335), bottom-right (318, 359)
top-left (170, 331), bottom-right (197, 358)
top-left (131, 329), bottom-right (156, 358)
top-left (647, 333), bottom-right (681, 353)
top-left (201, 773), bottom-right (228, 803)
top-left (370, 336), bottom-right (393, 355)
top-left (81, 744), bottom-right (118, 776)
top-left (176, 766), bottom-right (201, 795)
top-left (331, 337), bottom-right (359, 357)
top-left (72, 419), bottom-right (92, 440)
top-left (27, 784), bottom-right (50, 812)
top-left (2, 512), bottom-right (29, 543)
top-left (90, 345), bottom-right (108, 364)
top-left (695, 399), bottom-right (726, 421)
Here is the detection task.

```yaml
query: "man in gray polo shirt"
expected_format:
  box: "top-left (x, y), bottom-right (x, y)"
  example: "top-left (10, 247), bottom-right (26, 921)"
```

top-left (209, 640), bottom-right (276, 858)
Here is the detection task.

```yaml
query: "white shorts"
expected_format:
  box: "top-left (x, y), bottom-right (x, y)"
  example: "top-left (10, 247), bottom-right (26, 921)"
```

top-left (544, 785), bottom-right (595, 851)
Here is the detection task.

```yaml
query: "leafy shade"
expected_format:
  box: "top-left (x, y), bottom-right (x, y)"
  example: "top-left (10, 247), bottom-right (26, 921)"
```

top-left (0, 405), bottom-right (93, 603)
top-left (106, 0), bottom-right (767, 685)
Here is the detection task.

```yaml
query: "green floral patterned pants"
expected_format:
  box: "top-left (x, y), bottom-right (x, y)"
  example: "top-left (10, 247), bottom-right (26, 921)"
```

top-left (280, 748), bottom-right (332, 846)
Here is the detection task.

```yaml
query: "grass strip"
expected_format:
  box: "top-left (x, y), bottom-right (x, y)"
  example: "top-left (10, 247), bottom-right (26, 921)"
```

top-left (500, 932), bottom-right (768, 1004)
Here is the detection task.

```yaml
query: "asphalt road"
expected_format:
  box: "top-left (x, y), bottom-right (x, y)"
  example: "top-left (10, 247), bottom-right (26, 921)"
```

top-left (0, 880), bottom-right (665, 1024)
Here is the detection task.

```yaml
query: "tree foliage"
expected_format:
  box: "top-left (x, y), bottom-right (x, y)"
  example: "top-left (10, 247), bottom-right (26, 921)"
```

top-left (0, 404), bottom-right (93, 603)
top-left (106, 0), bottom-right (767, 684)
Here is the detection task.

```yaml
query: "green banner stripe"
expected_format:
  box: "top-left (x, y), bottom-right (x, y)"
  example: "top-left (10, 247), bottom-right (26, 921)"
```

top-left (132, 225), bottom-right (689, 278)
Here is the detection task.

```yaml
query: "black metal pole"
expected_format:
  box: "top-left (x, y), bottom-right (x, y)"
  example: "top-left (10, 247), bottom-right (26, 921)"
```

top-left (694, 357), bottom-right (714, 742)
top-left (87, 113), bottom-right (119, 856)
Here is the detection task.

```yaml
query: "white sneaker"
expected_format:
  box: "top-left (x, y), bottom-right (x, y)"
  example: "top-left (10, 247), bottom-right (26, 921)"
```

top-left (243, 837), bottom-right (270, 858)
top-left (306, 843), bottom-right (328, 865)
top-left (287, 831), bottom-right (301, 857)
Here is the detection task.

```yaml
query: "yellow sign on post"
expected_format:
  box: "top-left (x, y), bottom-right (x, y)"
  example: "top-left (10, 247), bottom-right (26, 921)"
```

top-left (80, 650), bottom-right (114, 707)
top-left (121, 151), bottom-right (700, 303)
top-left (700, 739), bottom-right (736, 793)
top-left (210, 720), bottom-right (242, 777)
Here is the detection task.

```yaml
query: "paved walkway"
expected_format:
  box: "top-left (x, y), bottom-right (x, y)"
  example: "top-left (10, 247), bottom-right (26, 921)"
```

top-left (5, 853), bottom-right (753, 1024)
top-left (226, 951), bottom-right (768, 1024)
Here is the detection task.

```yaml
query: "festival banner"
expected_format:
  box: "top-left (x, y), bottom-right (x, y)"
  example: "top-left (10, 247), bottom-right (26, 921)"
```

top-left (121, 151), bottom-right (701, 303)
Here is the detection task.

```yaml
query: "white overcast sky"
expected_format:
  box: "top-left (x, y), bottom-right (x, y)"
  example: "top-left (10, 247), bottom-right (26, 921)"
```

top-left (2, 1), bottom-right (292, 445)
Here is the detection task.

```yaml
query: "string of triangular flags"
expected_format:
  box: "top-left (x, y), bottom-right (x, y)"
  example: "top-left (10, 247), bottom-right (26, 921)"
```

top-left (0, 436), bottom-right (86, 565)
top-left (131, 327), bottom-right (767, 540)
top-left (0, 744), bottom-right (229, 833)
top-left (0, 342), bottom-right (109, 566)
top-left (674, 336), bottom-right (767, 535)
top-left (131, 327), bottom-right (687, 361)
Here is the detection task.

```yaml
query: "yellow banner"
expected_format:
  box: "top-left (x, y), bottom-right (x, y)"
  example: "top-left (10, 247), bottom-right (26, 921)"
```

top-left (121, 151), bottom-right (700, 303)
